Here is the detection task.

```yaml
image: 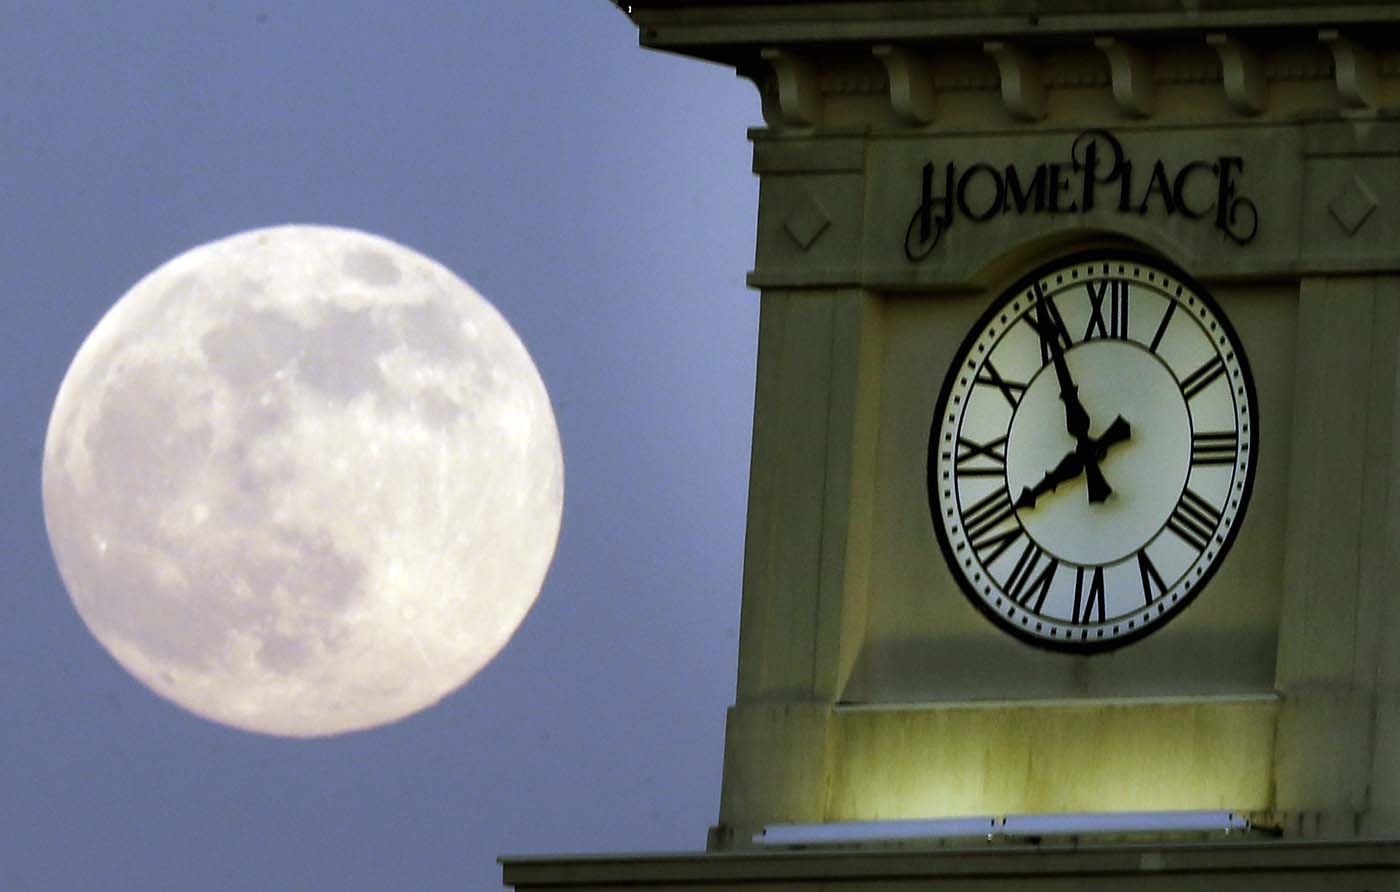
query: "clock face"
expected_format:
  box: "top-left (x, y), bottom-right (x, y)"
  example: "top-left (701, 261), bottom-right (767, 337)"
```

top-left (927, 251), bottom-right (1258, 652)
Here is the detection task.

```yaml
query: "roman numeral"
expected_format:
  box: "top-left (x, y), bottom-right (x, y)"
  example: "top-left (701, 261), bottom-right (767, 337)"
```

top-left (1072, 566), bottom-right (1106, 624)
top-left (1084, 279), bottom-right (1129, 340)
top-left (1181, 355), bottom-right (1227, 400)
top-left (1004, 541), bottom-right (1057, 612)
top-left (956, 435), bottom-right (1007, 477)
top-left (1191, 430), bottom-right (1238, 465)
top-left (1137, 550), bottom-right (1169, 605)
top-left (963, 487), bottom-right (1021, 564)
top-left (974, 360), bottom-right (1027, 409)
top-left (1025, 285), bottom-right (1072, 365)
top-left (1166, 488), bottom-right (1223, 552)
top-left (1148, 301), bottom-right (1177, 354)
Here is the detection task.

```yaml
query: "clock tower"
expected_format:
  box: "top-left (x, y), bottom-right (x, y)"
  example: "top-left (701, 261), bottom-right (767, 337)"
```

top-left (505, 2), bottom-right (1400, 888)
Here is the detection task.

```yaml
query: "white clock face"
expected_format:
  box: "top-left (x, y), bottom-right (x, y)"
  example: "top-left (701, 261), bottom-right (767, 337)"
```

top-left (928, 252), bottom-right (1258, 651)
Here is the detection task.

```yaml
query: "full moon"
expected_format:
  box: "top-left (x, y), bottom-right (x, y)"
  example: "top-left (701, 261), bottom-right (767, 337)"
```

top-left (42, 225), bottom-right (564, 737)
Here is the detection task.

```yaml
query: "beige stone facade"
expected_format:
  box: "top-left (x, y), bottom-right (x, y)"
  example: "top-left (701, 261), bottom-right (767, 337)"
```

top-left (507, 3), bottom-right (1400, 888)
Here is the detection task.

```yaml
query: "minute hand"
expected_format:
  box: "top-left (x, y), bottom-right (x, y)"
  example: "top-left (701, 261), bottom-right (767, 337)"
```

top-left (1051, 349), bottom-right (1092, 441)
top-left (1032, 288), bottom-right (1092, 441)
top-left (1032, 288), bottom-right (1113, 503)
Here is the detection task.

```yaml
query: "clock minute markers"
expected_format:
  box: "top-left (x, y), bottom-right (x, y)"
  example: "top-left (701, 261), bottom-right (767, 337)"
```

top-left (1085, 278), bottom-right (1129, 340)
top-left (1137, 550), bottom-right (1169, 605)
top-left (1181, 354), bottom-right (1228, 400)
top-left (975, 359), bottom-right (1026, 409)
top-left (963, 486), bottom-right (1021, 564)
top-left (1191, 430), bottom-right (1238, 465)
top-left (1148, 300), bottom-right (1176, 354)
top-left (1004, 541), bottom-right (1057, 612)
top-left (1072, 566), bottom-right (1107, 624)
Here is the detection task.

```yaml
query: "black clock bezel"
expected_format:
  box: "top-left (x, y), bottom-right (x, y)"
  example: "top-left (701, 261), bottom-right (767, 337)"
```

top-left (926, 248), bottom-right (1260, 654)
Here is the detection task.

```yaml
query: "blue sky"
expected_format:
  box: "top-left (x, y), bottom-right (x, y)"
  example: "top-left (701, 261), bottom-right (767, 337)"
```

top-left (2, 4), bottom-right (758, 889)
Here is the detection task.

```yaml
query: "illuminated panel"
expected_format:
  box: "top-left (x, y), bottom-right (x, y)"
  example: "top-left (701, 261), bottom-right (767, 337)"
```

top-left (825, 697), bottom-right (1278, 820)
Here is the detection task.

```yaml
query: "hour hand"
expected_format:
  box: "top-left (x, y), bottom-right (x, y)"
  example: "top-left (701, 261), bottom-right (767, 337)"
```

top-left (1084, 460), bottom-right (1111, 503)
top-left (1082, 415), bottom-right (1132, 503)
top-left (1015, 451), bottom-right (1084, 510)
top-left (1095, 415), bottom-right (1131, 450)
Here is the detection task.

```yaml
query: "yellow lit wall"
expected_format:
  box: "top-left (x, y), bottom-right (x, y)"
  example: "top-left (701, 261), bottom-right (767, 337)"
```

top-left (826, 697), bottom-right (1278, 820)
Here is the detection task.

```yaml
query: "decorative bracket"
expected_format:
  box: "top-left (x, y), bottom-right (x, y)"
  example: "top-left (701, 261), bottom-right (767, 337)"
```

top-left (1094, 37), bottom-right (1155, 118)
top-left (873, 44), bottom-right (936, 125)
top-left (1319, 29), bottom-right (1377, 110)
top-left (1206, 33), bottom-right (1267, 116)
top-left (759, 47), bottom-right (823, 126)
top-left (984, 40), bottom-right (1046, 122)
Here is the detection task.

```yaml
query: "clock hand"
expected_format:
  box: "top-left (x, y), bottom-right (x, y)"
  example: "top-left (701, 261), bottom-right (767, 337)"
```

top-left (1016, 415), bottom-right (1133, 510)
top-left (1054, 356), bottom-right (1092, 441)
top-left (1033, 287), bottom-right (1092, 440)
top-left (1083, 456), bottom-right (1112, 503)
top-left (1015, 451), bottom-right (1084, 510)
top-left (1094, 415), bottom-right (1131, 451)
top-left (1031, 287), bottom-right (1131, 502)
top-left (1080, 414), bottom-right (1130, 503)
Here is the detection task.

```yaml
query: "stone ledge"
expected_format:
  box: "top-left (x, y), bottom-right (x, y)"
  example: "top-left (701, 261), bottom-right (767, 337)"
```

top-left (502, 839), bottom-right (1400, 890)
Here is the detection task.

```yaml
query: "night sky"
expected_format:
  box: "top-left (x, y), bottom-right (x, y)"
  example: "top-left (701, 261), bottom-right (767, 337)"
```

top-left (2, 4), bottom-right (758, 890)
